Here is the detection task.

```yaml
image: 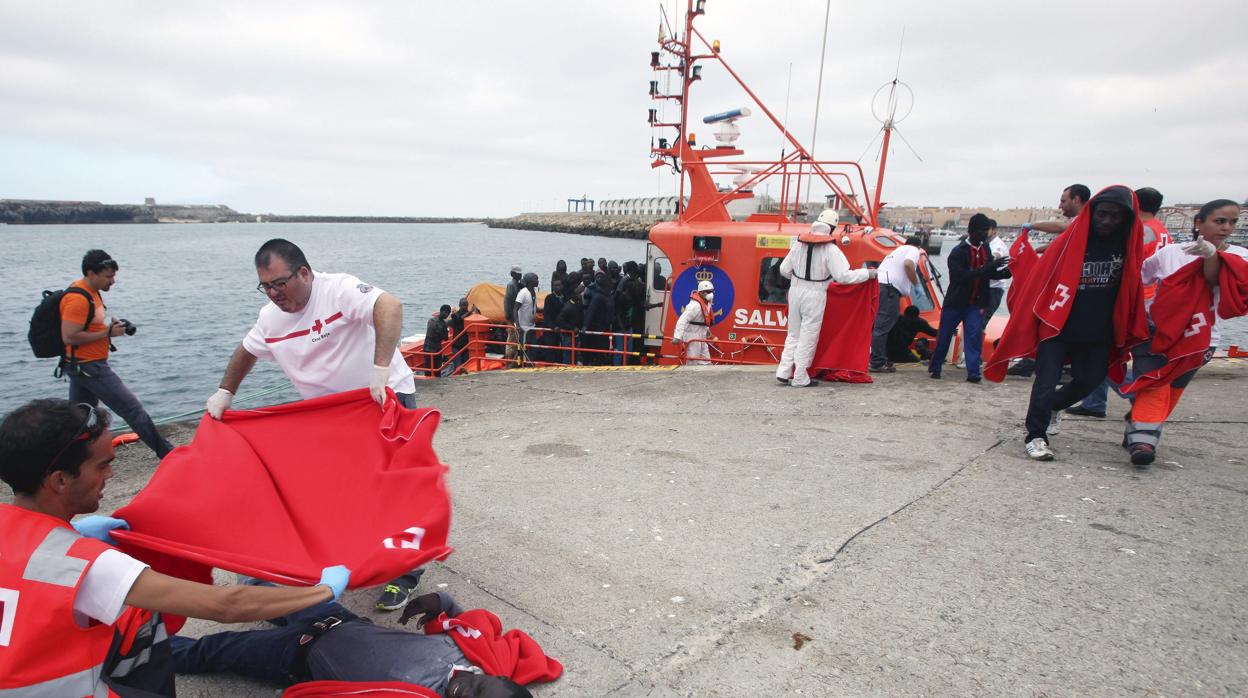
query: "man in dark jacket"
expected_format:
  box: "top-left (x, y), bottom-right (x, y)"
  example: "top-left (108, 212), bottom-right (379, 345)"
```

top-left (887, 305), bottom-right (938, 363)
top-left (423, 305), bottom-right (451, 377)
top-left (540, 280), bottom-right (565, 364)
top-left (929, 213), bottom-right (1010, 381)
top-left (582, 272), bottom-right (616, 366)
top-left (556, 286), bottom-right (585, 364)
top-left (448, 298), bottom-right (471, 372)
top-left (503, 266), bottom-right (522, 361)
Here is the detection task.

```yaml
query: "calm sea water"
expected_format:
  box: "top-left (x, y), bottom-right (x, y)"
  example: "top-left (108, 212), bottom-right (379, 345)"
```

top-left (2, 224), bottom-right (1244, 423)
top-left (0, 223), bottom-right (645, 420)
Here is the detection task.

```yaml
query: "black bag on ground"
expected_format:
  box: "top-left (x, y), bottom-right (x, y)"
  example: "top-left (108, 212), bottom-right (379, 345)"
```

top-left (29, 287), bottom-right (93, 358)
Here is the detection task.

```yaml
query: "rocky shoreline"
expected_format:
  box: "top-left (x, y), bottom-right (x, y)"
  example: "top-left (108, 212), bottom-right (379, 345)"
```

top-left (485, 213), bottom-right (663, 239)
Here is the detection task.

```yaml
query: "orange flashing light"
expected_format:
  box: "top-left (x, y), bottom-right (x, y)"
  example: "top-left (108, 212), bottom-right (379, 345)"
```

top-left (712, 39), bottom-right (720, 52)
top-left (688, 132), bottom-right (697, 146)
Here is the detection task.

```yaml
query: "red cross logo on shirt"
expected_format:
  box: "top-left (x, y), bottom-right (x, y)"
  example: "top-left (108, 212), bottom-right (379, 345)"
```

top-left (311, 319), bottom-right (323, 334)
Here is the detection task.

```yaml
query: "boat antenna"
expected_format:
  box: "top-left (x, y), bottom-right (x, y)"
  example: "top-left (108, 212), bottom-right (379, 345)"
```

top-left (803, 0), bottom-right (833, 218)
top-left (868, 28), bottom-right (920, 219)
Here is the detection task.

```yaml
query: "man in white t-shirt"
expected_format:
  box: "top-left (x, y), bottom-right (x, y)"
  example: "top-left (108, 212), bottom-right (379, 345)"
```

top-left (985, 219), bottom-right (1011, 319)
top-left (205, 239), bottom-right (415, 414)
top-left (514, 272), bottom-right (539, 361)
top-left (0, 399), bottom-right (350, 698)
top-left (869, 236), bottom-right (922, 372)
top-left (202, 238), bottom-right (419, 612)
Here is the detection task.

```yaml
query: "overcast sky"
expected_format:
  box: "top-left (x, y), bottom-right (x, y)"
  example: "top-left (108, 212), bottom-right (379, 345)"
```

top-left (1, 0), bottom-right (1244, 217)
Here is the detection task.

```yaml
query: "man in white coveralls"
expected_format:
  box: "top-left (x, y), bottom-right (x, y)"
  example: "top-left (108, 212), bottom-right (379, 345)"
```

top-left (776, 210), bottom-right (877, 387)
top-left (673, 279), bottom-right (716, 365)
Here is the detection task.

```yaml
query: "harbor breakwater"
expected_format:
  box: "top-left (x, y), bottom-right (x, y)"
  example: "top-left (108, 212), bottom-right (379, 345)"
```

top-left (486, 212), bottom-right (662, 239)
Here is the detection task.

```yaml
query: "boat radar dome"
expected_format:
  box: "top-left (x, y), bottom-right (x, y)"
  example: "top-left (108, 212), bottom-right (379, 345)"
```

top-left (704, 107), bottom-right (752, 146)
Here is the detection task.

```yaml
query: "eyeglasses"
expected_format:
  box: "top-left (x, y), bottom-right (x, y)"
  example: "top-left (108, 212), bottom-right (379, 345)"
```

top-left (46, 403), bottom-right (102, 476)
top-left (257, 271), bottom-right (299, 294)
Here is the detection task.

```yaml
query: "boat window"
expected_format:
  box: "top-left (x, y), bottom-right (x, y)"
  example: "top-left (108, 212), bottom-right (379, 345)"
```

top-left (758, 257), bottom-right (789, 304)
top-left (874, 234), bottom-right (898, 248)
top-left (910, 272), bottom-right (936, 312)
top-left (651, 257), bottom-right (671, 292)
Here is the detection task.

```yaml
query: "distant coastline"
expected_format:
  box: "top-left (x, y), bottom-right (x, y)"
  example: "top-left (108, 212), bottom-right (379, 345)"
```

top-left (0, 198), bottom-right (483, 225)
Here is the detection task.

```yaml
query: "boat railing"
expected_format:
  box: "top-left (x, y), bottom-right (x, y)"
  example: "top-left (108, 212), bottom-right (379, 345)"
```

top-left (400, 321), bottom-right (787, 377)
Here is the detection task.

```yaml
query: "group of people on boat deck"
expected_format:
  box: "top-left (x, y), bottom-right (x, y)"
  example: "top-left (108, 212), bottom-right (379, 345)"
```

top-left (500, 256), bottom-right (659, 367)
top-left (861, 183), bottom-right (1246, 468)
top-left (2, 238), bottom-right (544, 697)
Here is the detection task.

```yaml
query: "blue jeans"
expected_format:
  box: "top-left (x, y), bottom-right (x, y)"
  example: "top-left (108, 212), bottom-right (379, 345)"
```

top-left (611, 333), bottom-right (626, 366)
top-left (68, 359), bottom-right (173, 458)
top-left (1078, 369), bottom-right (1134, 413)
top-left (560, 333), bottom-right (575, 365)
top-left (170, 599), bottom-right (345, 682)
top-left (930, 306), bottom-right (985, 378)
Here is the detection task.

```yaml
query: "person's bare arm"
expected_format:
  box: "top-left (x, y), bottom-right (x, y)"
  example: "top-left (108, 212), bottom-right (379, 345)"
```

top-left (62, 317), bottom-right (123, 346)
top-left (1030, 221), bottom-right (1067, 235)
top-left (124, 569), bottom-right (333, 624)
top-left (905, 259), bottom-right (919, 286)
top-left (218, 344), bottom-right (258, 393)
top-left (371, 292), bottom-right (403, 366)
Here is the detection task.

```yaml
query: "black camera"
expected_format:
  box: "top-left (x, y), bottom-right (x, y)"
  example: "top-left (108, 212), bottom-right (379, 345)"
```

top-left (117, 319), bottom-right (138, 336)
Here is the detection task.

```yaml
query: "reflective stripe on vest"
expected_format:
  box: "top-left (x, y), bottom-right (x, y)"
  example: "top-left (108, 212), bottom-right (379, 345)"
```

top-left (108, 616), bottom-right (169, 679)
top-left (22, 527), bottom-right (87, 587)
top-left (0, 663), bottom-right (110, 697)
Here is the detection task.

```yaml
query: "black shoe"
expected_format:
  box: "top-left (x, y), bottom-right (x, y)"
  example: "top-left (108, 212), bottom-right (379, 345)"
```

top-left (966, 375), bottom-right (982, 383)
top-left (795, 379), bottom-right (820, 387)
top-left (376, 583), bottom-right (417, 611)
top-left (776, 376), bottom-right (789, 385)
top-left (1065, 405), bottom-right (1106, 418)
top-left (1129, 444), bottom-right (1156, 468)
top-left (929, 371), bottom-right (942, 379)
top-left (869, 363), bottom-right (896, 373)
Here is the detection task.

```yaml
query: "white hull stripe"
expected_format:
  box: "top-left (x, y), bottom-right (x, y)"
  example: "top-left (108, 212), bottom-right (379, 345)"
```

top-left (22, 528), bottom-right (87, 587)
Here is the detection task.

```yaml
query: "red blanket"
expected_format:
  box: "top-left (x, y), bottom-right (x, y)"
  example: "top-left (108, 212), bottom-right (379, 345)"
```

top-left (113, 389), bottom-right (453, 589)
top-left (1123, 252), bottom-right (1248, 393)
top-left (811, 281), bottom-right (879, 383)
top-left (425, 608), bottom-right (564, 684)
top-left (283, 682), bottom-right (437, 697)
top-left (1005, 230), bottom-right (1039, 315)
top-left (985, 185), bottom-right (1148, 382)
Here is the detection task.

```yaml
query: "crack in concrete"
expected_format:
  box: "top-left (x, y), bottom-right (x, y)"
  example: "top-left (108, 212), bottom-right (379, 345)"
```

top-left (646, 437), bottom-right (1006, 679)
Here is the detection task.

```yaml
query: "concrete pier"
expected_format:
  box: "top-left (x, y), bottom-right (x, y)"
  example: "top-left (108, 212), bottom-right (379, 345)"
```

top-left (30, 362), bottom-right (1248, 696)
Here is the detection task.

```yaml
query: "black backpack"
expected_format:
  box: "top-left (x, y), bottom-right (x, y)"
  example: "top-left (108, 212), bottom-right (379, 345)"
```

top-left (29, 287), bottom-right (94, 359)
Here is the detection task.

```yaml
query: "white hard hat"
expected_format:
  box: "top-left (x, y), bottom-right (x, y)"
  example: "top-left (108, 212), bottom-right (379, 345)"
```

top-left (697, 279), bottom-right (715, 293)
top-left (816, 209), bottom-right (840, 226)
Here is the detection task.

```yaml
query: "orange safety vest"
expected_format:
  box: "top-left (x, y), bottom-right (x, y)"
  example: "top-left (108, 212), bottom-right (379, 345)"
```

top-left (0, 504), bottom-right (122, 698)
top-left (689, 292), bottom-right (715, 330)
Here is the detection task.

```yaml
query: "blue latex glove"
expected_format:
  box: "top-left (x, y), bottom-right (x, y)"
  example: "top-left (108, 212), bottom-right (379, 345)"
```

top-left (318, 565), bottom-right (350, 601)
top-left (1020, 223), bottom-right (1033, 233)
top-left (72, 516), bottom-right (129, 545)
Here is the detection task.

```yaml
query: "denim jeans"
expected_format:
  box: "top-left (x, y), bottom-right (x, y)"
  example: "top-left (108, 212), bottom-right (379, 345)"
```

top-left (870, 284), bottom-right (902, 367)
top-left (170, 599), bottom-right (346, 682)
top-left (68, 360), bottom-right (173, 458)
top-left (1025, 339), bottom-right (1110, 442)
top-left (560, 333), bottom-right (575, 365)
top-left (930, 306), bottom-right (986, 378)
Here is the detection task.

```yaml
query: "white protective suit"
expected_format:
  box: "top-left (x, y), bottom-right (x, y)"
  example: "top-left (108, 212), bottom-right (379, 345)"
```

top-left (776, 238), bottom-right (872, 385)
top-left (673, 295), bottom-right (713, 365)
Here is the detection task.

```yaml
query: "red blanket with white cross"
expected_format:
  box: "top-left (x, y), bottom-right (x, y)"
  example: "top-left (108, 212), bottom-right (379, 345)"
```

top-left (112, 389), bottom-right (452, 589)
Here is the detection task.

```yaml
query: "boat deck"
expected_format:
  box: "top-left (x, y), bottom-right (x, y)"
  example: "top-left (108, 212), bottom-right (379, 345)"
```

top-left (84, 362), bottom-right (1248, 695)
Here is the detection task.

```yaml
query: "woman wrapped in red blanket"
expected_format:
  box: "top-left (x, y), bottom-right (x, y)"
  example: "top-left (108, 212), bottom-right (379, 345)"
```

top-left (1120, 199), bottom-right (1248, 467)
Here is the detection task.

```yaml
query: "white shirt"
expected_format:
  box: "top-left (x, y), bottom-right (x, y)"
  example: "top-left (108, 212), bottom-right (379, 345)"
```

top-left (1141, 243), bottom-right (1248, 347)
top-left (988, 236), bottom-right (1011, 290)
top-left (74, 548), bottom-right (148, 626)
top-left (243, 271), bottom-right (416, 399)
top-left (515, 287), bottom-right (537, 331)
top-left (876, 244), bottom-right (922, 296)
top-left (779, 239), bottom-right (871, 287)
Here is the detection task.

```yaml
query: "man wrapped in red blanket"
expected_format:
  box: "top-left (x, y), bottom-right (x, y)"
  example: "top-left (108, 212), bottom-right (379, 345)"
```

top-left (984, 185), bottom-right (1149, 462)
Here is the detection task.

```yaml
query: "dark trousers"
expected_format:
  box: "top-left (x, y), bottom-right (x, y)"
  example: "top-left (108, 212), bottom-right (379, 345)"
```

top-left (984, 287), bottom-right (1005, 320)
top-left (930, 306), bottom-right (986, 378)
top-left (870, 284), bottom-right (902, 367)
top-left (68, 360), bottom-right (173, 459)
top-left (1025, 338), bottom-right (1110, 443)
top-left (170, 600), bottom-right (346, 682)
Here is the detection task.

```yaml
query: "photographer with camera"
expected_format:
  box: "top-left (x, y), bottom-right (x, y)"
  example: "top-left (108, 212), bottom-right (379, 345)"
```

top-left (59, 249), bottom-right (173, 458)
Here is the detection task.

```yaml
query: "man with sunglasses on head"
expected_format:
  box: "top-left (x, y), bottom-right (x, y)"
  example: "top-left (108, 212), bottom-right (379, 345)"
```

top-left (0, 399), bottom-right (351, 698)
top-left (204, 238), bottom-right (420, 612)
top-left (61, 249), bottom-right (174, 459)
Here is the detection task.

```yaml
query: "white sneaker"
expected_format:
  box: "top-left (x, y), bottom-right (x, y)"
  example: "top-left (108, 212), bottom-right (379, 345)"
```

top-left (1025, 438), bottom-right (1055, 461)
top-left (1046, 410), bottom-right (1062, 436)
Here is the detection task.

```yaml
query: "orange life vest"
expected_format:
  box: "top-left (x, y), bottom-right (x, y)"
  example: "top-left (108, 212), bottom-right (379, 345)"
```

top-left (0, 504), bottom-right (123, 697)
top-left (689, 291), bottom-right (715, 329)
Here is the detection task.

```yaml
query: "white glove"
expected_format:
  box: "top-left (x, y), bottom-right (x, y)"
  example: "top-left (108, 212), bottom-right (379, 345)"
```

top-left (206, 388), bottom-right (233, 420)
top-left (369, 364), bottom-right (389, 406)
top-left (1183, 238), bottom-right (1218, 259)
